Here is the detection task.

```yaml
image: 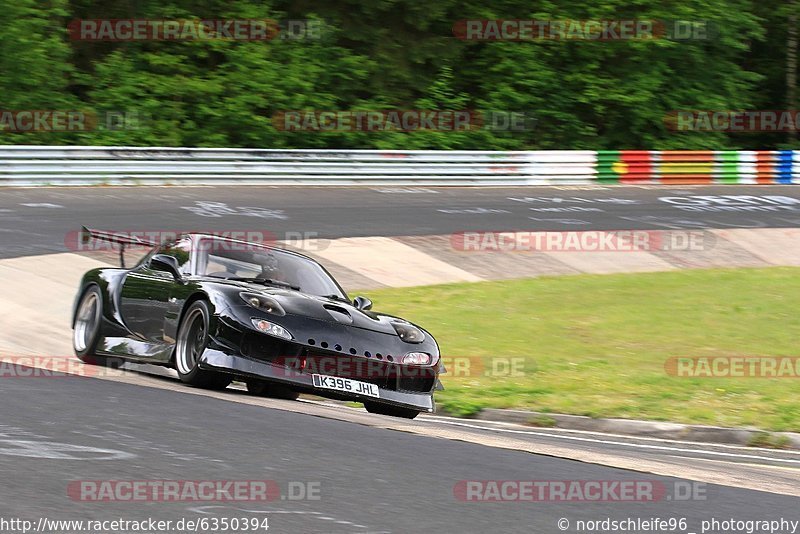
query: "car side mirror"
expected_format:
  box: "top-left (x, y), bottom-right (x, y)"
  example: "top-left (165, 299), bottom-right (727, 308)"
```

top-left (353, 296), bottom-right (372, 311)
top-left (150, 254), bottom-right (182, 279)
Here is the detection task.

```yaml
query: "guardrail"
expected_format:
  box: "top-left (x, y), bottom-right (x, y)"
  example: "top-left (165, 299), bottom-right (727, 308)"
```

top-left (0, 146), bottom-right (797, 186)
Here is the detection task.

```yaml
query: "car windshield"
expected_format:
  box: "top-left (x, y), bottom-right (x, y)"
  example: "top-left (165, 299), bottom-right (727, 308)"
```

top-left (194, 237), bottom-right (347, 299)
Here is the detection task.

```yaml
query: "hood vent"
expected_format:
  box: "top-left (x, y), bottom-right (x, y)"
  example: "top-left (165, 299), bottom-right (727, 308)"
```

top-left (323, 304), bottom-right (354, 325)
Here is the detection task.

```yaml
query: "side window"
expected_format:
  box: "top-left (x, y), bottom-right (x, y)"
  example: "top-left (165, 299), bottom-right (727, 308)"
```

top-left (155, 238), bottom-right (192, 275)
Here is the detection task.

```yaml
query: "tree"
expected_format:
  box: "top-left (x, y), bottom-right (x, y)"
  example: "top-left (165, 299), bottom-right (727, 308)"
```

top-left (0, 0), bottom-right (78, 144)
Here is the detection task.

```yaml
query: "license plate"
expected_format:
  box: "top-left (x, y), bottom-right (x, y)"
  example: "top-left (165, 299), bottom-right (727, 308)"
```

top-left (312, 374), bottom-right (380, 398)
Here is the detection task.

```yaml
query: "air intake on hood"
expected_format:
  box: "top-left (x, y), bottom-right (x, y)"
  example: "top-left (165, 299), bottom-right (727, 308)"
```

top-left (323, 304), bottom-right (353, 325)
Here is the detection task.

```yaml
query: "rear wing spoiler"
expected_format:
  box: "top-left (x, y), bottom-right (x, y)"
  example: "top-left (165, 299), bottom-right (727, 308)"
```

top-left (79, 226), bottom-right (158, 268)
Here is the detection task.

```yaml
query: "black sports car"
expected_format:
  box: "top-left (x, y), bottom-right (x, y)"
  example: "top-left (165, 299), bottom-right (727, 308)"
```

top-left (71, 228), bottom-right (442, 419)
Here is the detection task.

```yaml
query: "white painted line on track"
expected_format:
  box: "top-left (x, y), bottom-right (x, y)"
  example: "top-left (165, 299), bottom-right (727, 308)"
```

top-left (294, 399), bottom-right (800, 458)
top-left (429, 419), bottom-right (800, 465)
top-left (188, 505), bottom-right (373, 532)
top-left (420, 414), bottom-right (800, 455)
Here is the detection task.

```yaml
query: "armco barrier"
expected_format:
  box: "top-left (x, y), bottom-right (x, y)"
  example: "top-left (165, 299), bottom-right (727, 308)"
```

top-left (598, 150), bottom-right (799, 184)
top-left (0, 146), bottom-right (797, 186)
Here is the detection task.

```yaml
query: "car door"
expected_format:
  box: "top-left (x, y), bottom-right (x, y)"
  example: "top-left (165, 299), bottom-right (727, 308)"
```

top-left (119, 238), bottom-right (192, 349)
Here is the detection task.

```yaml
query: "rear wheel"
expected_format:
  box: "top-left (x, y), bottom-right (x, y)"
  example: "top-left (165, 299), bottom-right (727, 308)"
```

top-left (364, 401), bottom-right (420, 419)
top-left (175, 300), bottom-right (232, 390)
top-left (245, 379), bottom-right (300, 400)
top-left (73, 285), bottom-right (123, 367)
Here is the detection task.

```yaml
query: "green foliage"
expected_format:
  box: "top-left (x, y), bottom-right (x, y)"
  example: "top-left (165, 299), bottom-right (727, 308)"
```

top-left (0, 0), bottom-right (78, 144)
top-left (0, 0), bottom-right (796, 148)
top-left (435, 397), bottom-right (485, 418)
top-left (527, 415), bottom-right (558, 427)
top-left (747, 432), bottom-right (792, 449)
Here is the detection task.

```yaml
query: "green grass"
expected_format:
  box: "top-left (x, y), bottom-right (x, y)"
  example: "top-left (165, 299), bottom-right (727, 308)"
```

top-left (359, 267), bottom-right (800, 432)
top-left (747, 432), bottom-right (792, 449)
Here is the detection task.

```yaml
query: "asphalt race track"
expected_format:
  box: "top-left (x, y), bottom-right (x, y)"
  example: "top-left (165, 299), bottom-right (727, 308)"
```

top-left (2, 370), bottom-right (799, 533)
top-left (1, 185), bottom-right (799, 533)
top-left (1, 185), bottom-right (800, 258)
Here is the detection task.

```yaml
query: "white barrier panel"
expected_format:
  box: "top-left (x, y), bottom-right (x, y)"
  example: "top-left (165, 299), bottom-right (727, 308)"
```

top-left (0, 146), bottom-right (797, 186)
top-left (0, 146), bottom-right (562, 186)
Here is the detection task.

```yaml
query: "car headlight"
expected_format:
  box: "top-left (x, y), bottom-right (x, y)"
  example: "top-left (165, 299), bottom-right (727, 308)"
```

top-left (251, 318), bottom-right (293, 340)
top-left (403, 352), bottom-right (431, 365)
top-left (240, 292), bottom-right (285, 316)
top-left (391, 321), bottom-right (425, 343)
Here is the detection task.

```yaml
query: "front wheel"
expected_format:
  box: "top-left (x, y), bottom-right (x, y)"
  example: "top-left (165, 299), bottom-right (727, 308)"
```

top-left (175, 300), bottom-right (232, 390)
top-left (73, 285), bottom-right (122, 367)
top-left (364, 401), bottom-right (420, 419)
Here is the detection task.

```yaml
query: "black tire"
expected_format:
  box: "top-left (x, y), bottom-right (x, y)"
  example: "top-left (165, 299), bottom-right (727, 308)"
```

top-left (175, 300), bottom-right (232, 390)
top-left (245, 379), bottom-right (300, 400)
top-left (364, 401), bottom-right (420, 419)
top-left (72, 285), bottom-right (124, 368)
